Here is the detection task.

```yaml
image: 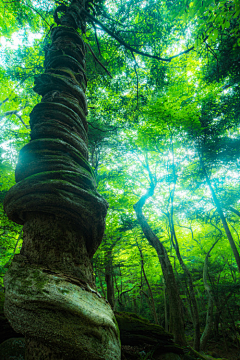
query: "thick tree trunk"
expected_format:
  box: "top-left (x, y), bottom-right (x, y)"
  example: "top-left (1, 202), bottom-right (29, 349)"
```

top-left (3, 2), bottom-right (120, 359)
top-left (133, 186), bottom-right (187, 346)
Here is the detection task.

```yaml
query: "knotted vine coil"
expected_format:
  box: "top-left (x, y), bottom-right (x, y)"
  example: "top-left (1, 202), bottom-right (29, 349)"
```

top-left (4, 25), bottom-right (108, 258)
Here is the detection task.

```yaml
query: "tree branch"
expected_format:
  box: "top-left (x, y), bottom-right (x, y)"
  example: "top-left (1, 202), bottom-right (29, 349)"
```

top-left (1, 109), bottom-right (30, 129)
top-left (228, 206), bottom-right (240, 218)
top-left (0, 97), bottom-right (9, 107)
top-left (88, 122), bottom-right (119, 132)
top-left (82, 9), bottom-right (194, 62)
top-left (86, 43), bottom-right (112, 77)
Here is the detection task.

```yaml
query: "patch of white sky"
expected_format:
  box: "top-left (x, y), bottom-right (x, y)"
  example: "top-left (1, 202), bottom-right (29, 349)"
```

top-left (0, 29), bottom-right (43, 51)
top-left (166, 24), bottom-right (194, 57)
top-left (0, 24), bottom-right (44, 157)
top-left (0, 0), bottom-right (51, 58)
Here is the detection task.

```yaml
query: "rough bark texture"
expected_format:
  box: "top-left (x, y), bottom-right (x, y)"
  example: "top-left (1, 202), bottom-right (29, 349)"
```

top-left (3, 1), bottom-right (121, 359)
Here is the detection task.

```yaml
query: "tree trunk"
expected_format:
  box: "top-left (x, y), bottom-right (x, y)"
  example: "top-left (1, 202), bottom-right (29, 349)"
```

top-left (228, 206), bottom-right (240, 218)
top-left (133, 186), bottom-right (187, 346)
top-left (136, 241), bottom-right (159, 324)
top-left (163, 277), bottom-right (169, 332)
top-left (3, 2), bottom-right (120, 359)
top-left (105, 248), bottom-right (115, 308)
top-left (169, 217), bottom-right (200, 350)
top-left (200, 156), bottom-right (240, 272)
top-left (200, 239), bottom-right (218, 351)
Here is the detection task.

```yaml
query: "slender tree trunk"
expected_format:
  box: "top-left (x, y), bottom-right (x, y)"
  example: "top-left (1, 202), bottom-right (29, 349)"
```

top-left (200, 239), bottom-right (218, 351)
top-left (163, 277), bottom-right (169, 332)
top-left (133, 186), bottom-right (187, 346)
top-left (105, 248), bottom-right (115, 308)
top-left (3, 2), bottom-right (120, 359)
top-left (169, 218), bottom-right (200, 350)
top-left (165, 136), bottom-right (200, 349)
top-left (136, 241), bottom-right (159, 324)
top-left (200, 156), bottom-right (240, 272)
top-left (96, 265), bottom-right (106, 298)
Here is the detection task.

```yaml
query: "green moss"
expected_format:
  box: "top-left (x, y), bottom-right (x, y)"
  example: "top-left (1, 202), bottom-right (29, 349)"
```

top-left (32, 270), bottom-right (48, 291)
top-left (6, 258), bottom-right (49, 296)
top-left (57, 288), bottom-right (70, 295)
top-left (112, 314), bottom-right (121, 341)
top-left (115, 311), bottom-right (173, 344)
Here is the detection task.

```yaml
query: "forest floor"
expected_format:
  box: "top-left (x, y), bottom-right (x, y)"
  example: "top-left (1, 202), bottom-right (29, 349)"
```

top-left (205, 338), bottom-right (240, 360)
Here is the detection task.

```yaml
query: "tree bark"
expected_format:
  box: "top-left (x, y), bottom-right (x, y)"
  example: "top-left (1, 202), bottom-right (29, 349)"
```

top-left (200, 239), bottom-right (218, 351)
top-left (168, 216), bottom-right (200, 350)
top-left (200, 156), bottom-right (240, 272)
top-left (136, 241), bottom-right (159, 324)
top-left (133, 185), bottom-right (187, 346)
top-left (228, 206), bottom-right (240, 218)
top-left (105, 247), bottom-right (115, 308)
top-left (3, 2), bottom-right (120, 359)
top-left (163, 277), bottom-right (169, 332)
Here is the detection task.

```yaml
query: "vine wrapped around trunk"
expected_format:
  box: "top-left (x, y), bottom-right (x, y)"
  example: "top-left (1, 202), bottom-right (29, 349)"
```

top-left (3, 2), bottom-right (121, 359)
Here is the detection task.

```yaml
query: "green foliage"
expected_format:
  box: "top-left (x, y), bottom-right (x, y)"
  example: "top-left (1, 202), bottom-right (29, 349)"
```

top-left (0, 0), bottom-right (240, 354)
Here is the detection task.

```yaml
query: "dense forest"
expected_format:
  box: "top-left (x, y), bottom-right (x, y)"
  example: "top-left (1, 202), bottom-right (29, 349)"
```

top-left (0, 0), bottom-right (240, 359)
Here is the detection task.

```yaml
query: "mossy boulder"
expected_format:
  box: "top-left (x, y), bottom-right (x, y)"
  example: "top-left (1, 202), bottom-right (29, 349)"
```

top-left (158, 354), bottom-right (182, 360)
top-left (0, 293), bottom-right (23, 345)
top-left (115, 312), bottom-right (184, 359)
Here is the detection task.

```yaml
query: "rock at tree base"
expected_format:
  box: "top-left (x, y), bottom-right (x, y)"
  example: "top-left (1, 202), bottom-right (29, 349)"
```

top-left (0, 292), bottom-right (23, 344)
top-left (0, 295), bottom-right (202, 360)
top-left (115, 312), bottom-right (184, 359)
top-left (4, 257), bottom-right (121, 360)
top-left (159, 354), bottom-right (182, 360)
top-left (0, 338), bottom-right (25, 360)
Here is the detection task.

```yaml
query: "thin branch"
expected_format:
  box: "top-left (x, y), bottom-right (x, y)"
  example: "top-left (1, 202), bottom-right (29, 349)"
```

top-left (169, 46), bottom-right (194, 60)
top-left (120, 284), bottom-right (137, 301)
top-left (86, 43), bottom-right (112, 78)
top-left (228, 206), bottom-right (240, 218)
top-left (1, 109), bottom-right (30, 129)
top-left (13, 229), bottom-right (23, 255)
top-left (209, 219), bottom-right (223, 236)
top-left (92, 21), bottom-right (101, 56)
top-left (88, 122), bottom-right (119, 132)
top-left (94, 5), bottom-right (125, 27)
top-left (13, 1), bottom-right (51, 27)
top-left (15, 113), bottom-right (30, 129)
top-left (82, 9), bottom-right (194, 62)
top-left (0, 97), bottom-right (9, 107)
top-left (131, 52), bottom-right (139, 109)
top-left (229, 223), bottom-right (240, 247)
